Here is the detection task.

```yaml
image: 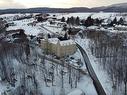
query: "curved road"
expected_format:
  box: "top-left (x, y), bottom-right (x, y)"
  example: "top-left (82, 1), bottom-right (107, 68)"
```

top-left (37, 23), bottom-right (106, 94)
top-left (76, 43), bottom-right (106, 95)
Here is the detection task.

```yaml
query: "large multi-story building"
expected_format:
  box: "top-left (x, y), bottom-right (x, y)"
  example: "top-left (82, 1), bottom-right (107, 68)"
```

top-left (41, 38), bottom-right (77, 57)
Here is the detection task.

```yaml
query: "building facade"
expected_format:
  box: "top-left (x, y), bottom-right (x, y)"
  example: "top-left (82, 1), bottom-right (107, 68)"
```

top-left (41, 38), bottom-right (77, 57)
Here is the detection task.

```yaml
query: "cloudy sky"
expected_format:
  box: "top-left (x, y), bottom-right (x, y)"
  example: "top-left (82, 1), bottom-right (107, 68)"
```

top-left (0, 0), bottom-right (126, 9)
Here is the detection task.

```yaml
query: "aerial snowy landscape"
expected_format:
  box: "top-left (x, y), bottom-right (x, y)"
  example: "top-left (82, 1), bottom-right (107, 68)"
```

top-left (1, 0), bottom-right (127, 95)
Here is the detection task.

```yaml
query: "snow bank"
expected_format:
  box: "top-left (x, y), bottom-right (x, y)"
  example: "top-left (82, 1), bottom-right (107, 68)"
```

top-left (67, 89), bottom-right (85, 95)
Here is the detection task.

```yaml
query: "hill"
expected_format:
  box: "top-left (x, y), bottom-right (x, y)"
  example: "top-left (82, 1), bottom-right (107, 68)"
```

top-left (0, 2), bottom-right (127, 14)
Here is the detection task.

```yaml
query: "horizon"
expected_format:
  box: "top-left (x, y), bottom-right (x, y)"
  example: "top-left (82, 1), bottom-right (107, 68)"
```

top-left (0, 0), bottom-right (127, 9)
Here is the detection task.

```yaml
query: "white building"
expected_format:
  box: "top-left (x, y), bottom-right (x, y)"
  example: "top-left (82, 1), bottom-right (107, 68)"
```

top-left (115, 25), bottom-right (127, 31)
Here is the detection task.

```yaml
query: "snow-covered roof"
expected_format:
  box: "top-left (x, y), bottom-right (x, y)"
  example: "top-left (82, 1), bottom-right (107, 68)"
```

top-left (48, 38), bottom-right (59, 44)
top-left (60, 39), bottom-right (75, 46)
top-left (115, 25), bottom-right (127, 28)
top-left (107, 27), bottom-right (114, 30)
top-left (102, 22), bottom-right (108, 25)
top-left (47, 38), bottom-right (75, 46)
top-left (87, 26), bottom-right (99, 30)
top-left (6, 18), bottom-right (52, 36)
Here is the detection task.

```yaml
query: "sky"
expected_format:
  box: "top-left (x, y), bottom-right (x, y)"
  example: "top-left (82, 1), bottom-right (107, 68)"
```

top-left (0, 0), bottom-right (127, 9)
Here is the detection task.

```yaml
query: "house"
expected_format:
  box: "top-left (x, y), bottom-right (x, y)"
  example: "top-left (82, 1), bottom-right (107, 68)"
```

top-left (12, 30), bottom-right (27, 39)
top-left (68, 28), bottom-right (81, 35)
top-left (6, 29), bottom-right (24, 36)
top-left (41, 38), bottom-right (77, 58)
top-left (115, 25), bottom-right (127, 31)
top-left (57, 22), bottom-right (67, 27)
top-left (7, 22), bottom-right (16, 26)
top-left (27, 21), bottom-right (37, 26)
top-left (35, 14), bottom-right (49, 22)
top-left (35, 13), bottom-right (49, 18)
top-left (6, 29), bottom-right (28, 43)
top-left (101, 18), bottom-right (112, 27)
top-left (13, 14), bottom-right (32, 21)
top-left (123, 21), bottom-right (127, 25)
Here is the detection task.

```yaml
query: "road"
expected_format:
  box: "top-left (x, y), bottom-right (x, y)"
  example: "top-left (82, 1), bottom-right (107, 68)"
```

top-left (76, 43), bottom-right (107, 95)
top-left (37, 23), bottom-right (106, 94)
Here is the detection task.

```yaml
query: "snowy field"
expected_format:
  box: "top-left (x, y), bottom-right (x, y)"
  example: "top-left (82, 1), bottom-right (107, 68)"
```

top-left (51, 12), bottom-right (116, 19)
top-left (2, 12), bottom-right (127, 36)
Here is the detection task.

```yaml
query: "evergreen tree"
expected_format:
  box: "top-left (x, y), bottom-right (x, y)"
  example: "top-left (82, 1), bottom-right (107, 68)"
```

top-left (109, 17), bottom-right (117, 26)
top-left (95, 18), bottom-right (100, 25)
top-left (66, 17), bottom-right (70, 25)
top-left (81, 19), bottom-right (85, 26)
top-left (64, 32), bottom-right (68, 40)
top-left (75, 16), bottom-right (80, 25)
top-left (62, 25), bottom-right (67, 31)
top-left (112, 17), bottom-right (117, 25)
top-left (118, 17), bottom-right (124, 25)
top-left (70, 16), bottom-right (75, 25)
top-left (25, 44), bottom-right (30, 60)
top-left (37, 17), bottom-right (43, 22)
top-left (61, 17), bottom-right (65, 22)
top-left (48, 33), bottom-right (51, 38)
top-left (85, 16), bottom-right (94, 27)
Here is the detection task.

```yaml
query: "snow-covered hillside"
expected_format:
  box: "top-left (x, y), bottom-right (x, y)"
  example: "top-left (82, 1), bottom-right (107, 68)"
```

top-left (1, 12), bottom-right (127, 95)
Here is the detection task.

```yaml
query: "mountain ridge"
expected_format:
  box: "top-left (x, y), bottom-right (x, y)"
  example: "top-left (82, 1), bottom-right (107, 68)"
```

top-left (0, 2), bottom-right (127, 14)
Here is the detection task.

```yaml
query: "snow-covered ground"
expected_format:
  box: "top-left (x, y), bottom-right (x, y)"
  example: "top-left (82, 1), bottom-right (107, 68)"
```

top-left (53, 12), bottom-right (116, 20)
top-left (75, 38), bottom-right (112, 95)
top-left (1, 12), bottom-right (127, 95)
top-left (4, 12), bottom-right (127, 36)
top-left (6, 18), bottom-right (52, 36)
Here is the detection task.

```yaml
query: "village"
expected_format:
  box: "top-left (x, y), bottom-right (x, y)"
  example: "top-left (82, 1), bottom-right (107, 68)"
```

top-left (1, 13), bottom-right (127, 56)
top-left (1, 12), bottom-right (127, 95)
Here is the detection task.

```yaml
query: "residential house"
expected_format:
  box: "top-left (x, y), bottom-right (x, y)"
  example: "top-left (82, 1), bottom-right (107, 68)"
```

top-left (115, 25), bottom-right (127, 31)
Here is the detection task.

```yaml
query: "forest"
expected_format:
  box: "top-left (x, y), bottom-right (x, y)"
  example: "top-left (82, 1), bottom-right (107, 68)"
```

top-left (85, 30), bottom-right (127, 95)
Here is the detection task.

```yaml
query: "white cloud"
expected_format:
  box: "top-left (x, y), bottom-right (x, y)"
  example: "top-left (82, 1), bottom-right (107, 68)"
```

top-left (0, 0), bottom-right (127, 9)
top-left (0, 0), bottom-right (25, 9)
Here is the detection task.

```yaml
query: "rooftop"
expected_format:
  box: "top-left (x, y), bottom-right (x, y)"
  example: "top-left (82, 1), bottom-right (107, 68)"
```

top-left (44, 38), bottom-right (76, 46)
